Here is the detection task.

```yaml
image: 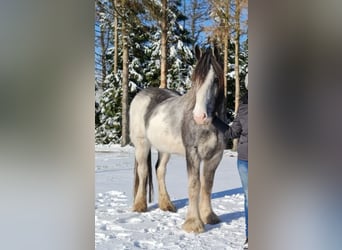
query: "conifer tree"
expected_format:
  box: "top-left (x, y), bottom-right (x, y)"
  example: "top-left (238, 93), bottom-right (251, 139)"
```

top-left (95, 0), bottom-right (248, 145)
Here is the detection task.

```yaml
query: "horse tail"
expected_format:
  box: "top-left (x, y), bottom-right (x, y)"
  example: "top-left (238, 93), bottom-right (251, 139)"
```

top-left (133, 150), bottom-right (154, 203)
top-left (147, 150), bottom-right (154, 203)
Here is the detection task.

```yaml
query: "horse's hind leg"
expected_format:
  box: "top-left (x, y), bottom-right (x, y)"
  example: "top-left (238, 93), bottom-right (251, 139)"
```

top-left (156, 152), bottom-right (176, 212)
top-left (133, 139), bottom-right (151, 212)
top-left (200, 153), bottom-right (223, 224)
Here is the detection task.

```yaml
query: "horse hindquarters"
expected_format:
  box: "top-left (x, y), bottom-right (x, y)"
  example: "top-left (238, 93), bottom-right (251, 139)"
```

top-left (130, 92), bottom-right (154, 212)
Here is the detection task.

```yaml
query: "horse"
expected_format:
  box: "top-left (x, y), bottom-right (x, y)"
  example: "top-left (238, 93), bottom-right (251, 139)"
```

top-left (129, 45), bottom-right (226, 233)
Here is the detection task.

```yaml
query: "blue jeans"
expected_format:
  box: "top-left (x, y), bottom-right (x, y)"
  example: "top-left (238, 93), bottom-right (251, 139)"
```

top-left (237, 159), bottom-right (248, 237)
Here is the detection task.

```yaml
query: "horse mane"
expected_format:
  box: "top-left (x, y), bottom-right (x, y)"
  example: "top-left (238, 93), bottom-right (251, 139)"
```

top-left (210, 49), bottom-right (225, 115)
top-left (192, 49), bottom-right (212, 88)
top-left (191, 46), bottom-right (225, 117)
top-left (192, 47), bottom-right (223, 87)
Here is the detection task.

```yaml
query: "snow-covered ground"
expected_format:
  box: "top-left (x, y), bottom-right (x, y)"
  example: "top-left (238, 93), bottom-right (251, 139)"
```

top-left (95, 145), bottom-right (246, 249)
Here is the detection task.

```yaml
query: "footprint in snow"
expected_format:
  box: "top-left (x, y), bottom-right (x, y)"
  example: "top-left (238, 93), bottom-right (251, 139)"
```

top-left (118, 216), bottom-right (143, 224)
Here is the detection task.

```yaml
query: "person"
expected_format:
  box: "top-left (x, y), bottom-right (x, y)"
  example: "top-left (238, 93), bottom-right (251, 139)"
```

top-left (231, 96), bottom-right (248, 249)
top-left (227, 74), bottom-right (248, 249)
top-left (229, 74), bottom-right (248, 249)
top-left (214, 74), bottom-right (248, 249)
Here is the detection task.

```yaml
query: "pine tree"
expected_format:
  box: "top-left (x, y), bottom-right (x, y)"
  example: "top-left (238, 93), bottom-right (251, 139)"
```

top-left (95, 73), bottom-right (123, 144)
top-left (144, 0), bottom-right (194, 93)
top-left (95, 0), bottom-right (248, 145)
top-left (95, 1), bottom-right (150, 144)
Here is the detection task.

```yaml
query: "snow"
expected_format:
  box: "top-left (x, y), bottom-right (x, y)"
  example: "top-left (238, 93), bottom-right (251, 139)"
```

top-left (95, 144), bottom-right (246, 249)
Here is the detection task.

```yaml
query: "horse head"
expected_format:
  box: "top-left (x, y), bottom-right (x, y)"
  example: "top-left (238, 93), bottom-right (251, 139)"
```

top-left (192, 45), bottom-right (224, 125)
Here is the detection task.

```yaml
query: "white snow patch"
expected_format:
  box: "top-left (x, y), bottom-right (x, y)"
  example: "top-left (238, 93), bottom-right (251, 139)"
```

top-left (95, 145), bottom-right (246, 249)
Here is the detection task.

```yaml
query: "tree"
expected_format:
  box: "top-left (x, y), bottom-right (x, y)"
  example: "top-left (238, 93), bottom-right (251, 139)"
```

top-left (232, 0), bottom-right (248, 113)
top-left (120, 0), bottom-right (130, 146)
top-left (184, 0), bottom-right (209, 48)
top-left (204, 0), bottom-right (248, 150)
top-left (94, 0), bottom-right (248, 146)
top-left (141, 0), bottom-right (169, 88)
top-left (206, 0), bottom-right (231, 99)
top-left (143, 0), bottom-right (193, 91)
top-left (166, 0), bottom-right (194, 91)
top-left (232, 0), bottom-right (241, 151)
top-left (95, 0), bottom-right (113, 129)
top-left (112, 0), bottom-right (119, 74)
top-left (117, 0), bottom-right (148, 146)
top-left (160, 0), bottom-right (168, 88)
top-left (95, 0), bottom-right (149, 145)
top-left (231, 0), bottom-right (248, 150)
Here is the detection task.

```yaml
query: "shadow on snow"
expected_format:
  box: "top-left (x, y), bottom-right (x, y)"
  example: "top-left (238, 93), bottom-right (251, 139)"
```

top-left (148, 187), bottom-right (245, 227)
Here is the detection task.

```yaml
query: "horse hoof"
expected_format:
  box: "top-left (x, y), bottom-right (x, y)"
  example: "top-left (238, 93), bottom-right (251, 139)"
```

top-left (202, 212), bottom-right (221, 225)
top-left (159, 203), bottom-right (177, 212)
top-left (182, 218), bottom-right (205, 233)
top-left (132, 202), bottom-right (147, 212)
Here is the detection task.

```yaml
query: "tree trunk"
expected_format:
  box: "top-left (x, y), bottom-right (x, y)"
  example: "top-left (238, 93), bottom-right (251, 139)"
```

top-left (160, 0), bottom-right (168, 88)
top-left (231, 38), bottom-right (240, 151)
top-left (190, 0), bottom-right (197, 49)
top-left (223, 0), bottom-right (230, 99)
top-left (223, 33), bottom-right (228, 99)
top-left (100, 25), bottom-right (107, 86)
top-left (232, 0), bottom-right (241, 152)
top-left (121, 3), bottom-right (129, 146)
top-left (188, 0), bottom-right (206, 50)
top-left (113, 0), bottom-right (119, 74)
top-left (234, 41), bottom-right (240, 113)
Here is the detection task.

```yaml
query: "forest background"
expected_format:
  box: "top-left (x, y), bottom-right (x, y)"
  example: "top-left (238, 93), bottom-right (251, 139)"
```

top-left (95, 0), bottom-right (248, 147)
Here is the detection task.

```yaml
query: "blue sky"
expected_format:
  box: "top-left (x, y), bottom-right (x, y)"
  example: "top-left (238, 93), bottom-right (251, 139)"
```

top-left (182, 0), bottom-right (248, 45)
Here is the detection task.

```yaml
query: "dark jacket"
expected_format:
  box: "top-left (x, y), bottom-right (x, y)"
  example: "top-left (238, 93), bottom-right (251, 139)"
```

top-left (226, 93), bottom-right (248, 161)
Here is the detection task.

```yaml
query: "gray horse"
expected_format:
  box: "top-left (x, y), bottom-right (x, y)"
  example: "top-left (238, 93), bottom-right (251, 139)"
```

top-left (129, 46), bottom-right (225, 233)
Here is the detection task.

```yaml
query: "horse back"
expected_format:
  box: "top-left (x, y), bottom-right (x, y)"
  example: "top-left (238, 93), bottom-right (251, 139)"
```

top-left (130, 88), bottom-right (185, 155)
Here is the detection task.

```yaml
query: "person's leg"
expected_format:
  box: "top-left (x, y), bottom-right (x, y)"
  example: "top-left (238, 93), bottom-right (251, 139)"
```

top-left (237, 159), bottom-right (248, 238)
